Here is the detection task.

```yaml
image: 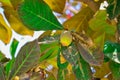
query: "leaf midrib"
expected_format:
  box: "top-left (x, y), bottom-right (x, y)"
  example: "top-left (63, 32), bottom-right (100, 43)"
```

top-left (11, 47), bottom-right (35, 79)
top-left (22, 6), bottom-right (63, 29)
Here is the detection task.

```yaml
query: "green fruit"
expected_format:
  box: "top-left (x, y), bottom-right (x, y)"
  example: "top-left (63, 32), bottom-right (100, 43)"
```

top-left (60, 31), bottom-right (72, 46)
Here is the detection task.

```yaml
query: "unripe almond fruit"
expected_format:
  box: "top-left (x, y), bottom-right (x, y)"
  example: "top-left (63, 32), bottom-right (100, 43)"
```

top-left (60, 31), bottom-right (72, 46)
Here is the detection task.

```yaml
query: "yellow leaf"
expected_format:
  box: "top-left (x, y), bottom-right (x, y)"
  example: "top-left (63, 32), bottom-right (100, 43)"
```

top-left (44, 0), bottom-right (66, 13)
top-left (60, 53), bottom-right (67, 63)
top-left (67, 64), bottom-right (72, 73)
top-left (10, 0), bottom-right (23, 10)
top-left (47, 58), bottom-right (58, 68)
top-left (0, 0), bottom-right (12, 7)
top-left (94, 32), bottom-right (105, 50)
top-left (101, 78), bottom-right (109, 80)
top-left (39, 58), bottom-right (58, 69)
top-left (0, 14), bottom-right (12, 44)
top-left (63, 7), bottom-right (94, 33)
top-left (4, 6), bottom-right (34, 36)
top-left (65, 72), bottom-right (76, 80)
top-left (93, 62), bottom-right (111, 78)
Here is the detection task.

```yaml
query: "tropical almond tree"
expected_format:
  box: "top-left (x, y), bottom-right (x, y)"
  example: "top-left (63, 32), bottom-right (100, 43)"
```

top-left (0, 0), bottom-right (120, 80)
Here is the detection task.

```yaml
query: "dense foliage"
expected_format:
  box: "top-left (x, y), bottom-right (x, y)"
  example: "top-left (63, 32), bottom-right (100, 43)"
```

top-left (0, 0), bottom-right (120, 80)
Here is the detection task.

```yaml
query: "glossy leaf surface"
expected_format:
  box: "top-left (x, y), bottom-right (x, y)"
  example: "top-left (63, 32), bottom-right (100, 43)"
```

top-left (10, 39), bottom-right (19, 59)
top-left (5, 59), bottom-right (15, 79)
top-left (18, 0), bottom-right (63, 30)
top-left (103, 41), bottom-right (120, 63)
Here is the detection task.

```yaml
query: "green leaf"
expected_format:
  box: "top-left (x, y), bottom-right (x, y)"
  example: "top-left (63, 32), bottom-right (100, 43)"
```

top-left (9, 40), bottom-right (40, 79)
top-left (107, 0), bottom-right (114, 4)
top-left (89, 10), bottom-right (116, 50)
top-left (104, 55), bottom-right (110, 62)
top-left (18, 0), bottom-right (63, 30)
top-left (0, 52), bottom-right (5, 61)
top-left (63, 7), bottom-right (94, 33)
top-left (62, 43), bottom-right (92, 80)
top-left (107, 0), bottom-right (120, 19)
top-left (94, 32), bottom-right (105, 50)
top-left (57, 48), bottom-right (68, 69)
top-left (38, 31), bottom-right (61, 62)
top-left (103, 41), bottom-right (120, 64)
top-left (57, 48), bottom-right (69, 80)
top-left (5, 59), bottom-right (15, 79)
top-left (103, 41), bottom-right (115, 53)
top-left (5, 39), bottom-right (19, 79)
top-left (0, 63), bottom-right (6, 80)
top-left (57, 68), bottom-right (68, 80)
top-left (10, 39), bottom-right (19, 59)
top-left (89, 10), bottom-right (116, 36)
top-left (76, 40), bottom-right (103, 66)
top-left (39, 41), bottom-right (60, 62)
top-left (109, 61), bottom-right (120, 80)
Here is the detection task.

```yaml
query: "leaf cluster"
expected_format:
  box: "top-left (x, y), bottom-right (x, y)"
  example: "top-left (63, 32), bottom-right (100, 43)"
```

top-left (0, 0), bottom-right (120, 80)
